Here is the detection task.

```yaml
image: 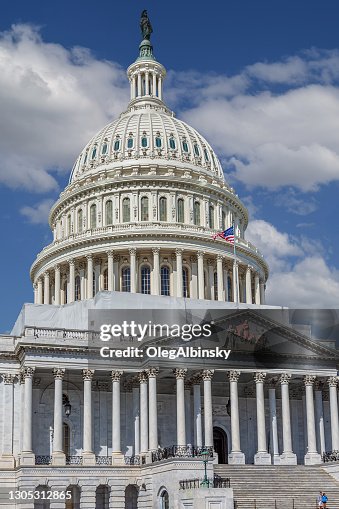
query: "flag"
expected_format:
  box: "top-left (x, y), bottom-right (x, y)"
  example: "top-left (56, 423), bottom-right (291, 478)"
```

top-left (212, 226), bottom-right (234, 244)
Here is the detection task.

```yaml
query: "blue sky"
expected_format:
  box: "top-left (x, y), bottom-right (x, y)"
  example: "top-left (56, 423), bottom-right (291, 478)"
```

top-left (1, 0), bottom-right (339, 332)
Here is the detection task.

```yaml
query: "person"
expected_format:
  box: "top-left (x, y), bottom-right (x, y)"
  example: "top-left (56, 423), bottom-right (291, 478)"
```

top-left (140, 10), bottom-right (153, 40)
top-left (322, 492), bottom-right (328, 509)
top-left (317, 492), bottom-right (323, 508)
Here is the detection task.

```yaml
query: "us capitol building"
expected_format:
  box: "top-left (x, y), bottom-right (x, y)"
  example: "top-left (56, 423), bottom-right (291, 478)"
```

top-left (0, 11), bottom-right (339, 509)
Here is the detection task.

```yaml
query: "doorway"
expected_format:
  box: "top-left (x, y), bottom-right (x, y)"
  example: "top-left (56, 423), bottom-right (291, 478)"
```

top-left (213, 426), bottom-right (228, 464)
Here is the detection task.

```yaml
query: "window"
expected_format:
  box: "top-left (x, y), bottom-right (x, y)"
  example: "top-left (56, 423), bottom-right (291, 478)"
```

top-left (127, 137), bottom-right (133, 149)
top-left (209, 205), bottom-right (214, 229)
top-left (222, 210), bottom-right (226, 230)
top-left (155, 136), bottom-right (162, 148)
top-left (193, 201), bottom-right (200, 226)
top-left (159, 197), bottom-right (167, 221)
top-left (161, 266), bottom-right (170, 296)
top-left (90, 204), bottom-right (97, 229)
top-left (83, 152), bottom-right (88, 164)
top-left (141, 136), bottom-right (148, 148)
top-left (204, 148), bottom-right (210, 162)
top-left (122, 197), bottom-right (130, 223)
top-left (114, 139), bottom-right (120, 151)
top-left (92, 271), bottom-right (97, 296)
top-left (67, 214), bottom-right (71, 235)
top-left (91, 147), bottom-right (97, 159)
top-left (75, 276), bottom-right (81, 301)
top-left (103, 269), bottom-right (108, 291)
top-left (141, 196), bottom-right (149, 221)
top-left (169, 137), bottom-right (176, 150)
top-left (95, 485), bottom-right (109, 509)
top-left (65, 485), bottom-right (80, 509)
top-left (177, 198), bottom-right (184, 223)
top-left (122, 267), bottom-right (131, 292)
top-left (183, 267), bottom-right (189, 298)
top-left (227, 275), bottom-right (232, 302)
top-left (77, 209), bottom-right (83, 233)
top-left (105, 200), bottom-right (113, 225)
top-left (141, 266), bottom-right (151, 294)
top-left (182, 140), bottom-right (189, 152)
top-left (34, 486), bottom-right (51, 509)
top-left (194, 144), bottom-right (200, 156)
top-left (63, 281), bottom-right (68, 304)
top-left (63, 422), bottom-right (70, 456)
top-left (102, 143), bottom-right (108, 155)
top-left (214, 272), bottom-right (218, 300)
top-left (125, 485), bottom-right (138, 509)
top-left (160, 490), bottom-right (169, 509)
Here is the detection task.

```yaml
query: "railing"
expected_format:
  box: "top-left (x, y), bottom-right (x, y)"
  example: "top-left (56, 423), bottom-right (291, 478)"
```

top-left (35, 455), bottom-right (52, 465)
top-left (124, 455), bottom-right (140, 465)
top-left (95, 456), bottom-right (112, 465)
top-left (152, 445), bottom-right (213, 463)
top-left (179, 477), bottom-right (230, 490)
top-left (66, 455), bottom-right (83, 465)
top-left (323, 450), bottom-right (339, 462)
top-left (24, 327), bottom-right (100, 341)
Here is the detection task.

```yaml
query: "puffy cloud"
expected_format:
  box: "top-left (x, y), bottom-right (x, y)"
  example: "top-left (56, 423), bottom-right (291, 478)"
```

top-left (0, 24), bottom-right (129, 192)
top-left (20, 198), bottom-right (54, 224)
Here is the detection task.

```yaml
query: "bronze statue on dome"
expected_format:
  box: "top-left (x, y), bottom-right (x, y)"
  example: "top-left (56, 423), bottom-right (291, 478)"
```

top-left (140, 10), bottom-right (153, 41)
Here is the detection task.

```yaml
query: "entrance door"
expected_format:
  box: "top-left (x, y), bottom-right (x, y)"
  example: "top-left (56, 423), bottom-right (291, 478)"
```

top-left (213, 427), bottom-right (228, 464)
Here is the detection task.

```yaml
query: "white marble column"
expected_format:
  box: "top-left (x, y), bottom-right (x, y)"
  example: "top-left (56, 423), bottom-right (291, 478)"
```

top-left (314, 381), bottom-right (326, 455)
top-left (228, 371), bottom-right (245, 464)
top-left (111, 370), bottom-right (124, 464)
top-left (268, 379), bottom-right (280, 464)
top-left (193, 376), bottom-right (203, 447)
top-left (107, 250), bottom-right (114, 291)
top-left (279, 373), bottom-right (297, 464)
top-left (137, 73), bottom-right (142, 96)
top-left (328, 376), bottom-right (339, 451)
top-left (245, 267), bottom-right (253, 304)
top-left (185, 381), bottom-right (193, 445)
top-left (147, 368), bottom-right (159, 451)
top-left (202, 369), bottom-right (214, 448)
top-left (43, 272), bottom-right (50, 304)
top-left (132, 382), bottom-right (140, 455)
top-left (87, 255), bottom-right (93, 299)
top-left (254, 372), bottom-right (271, 464)
top-left (54, 265), bottom-right (61, 305)
top-left (37, 278), bottom-right (43, 304)
top-left (197, 251), bottom-right (204, 299)
top-left (21, 367), bottom-right (35, 465)
top-left (152, 248), bottom-right (160, 295)
top-left (139, 371), bottom-right (148, 454)
top-left (82, 369), bottom-right (95, 465)
top-left (152, 73), bottom-right (157, 97)
top-left (254, 273), bottom-right (260, 305)
top-left (68, 259), bottom-right (75, 303)
top-left (176, 249), bottom-right (183, 298)
top-left (145, 71), bottom-right (149, 95)
top-left (174, 369), bottom-right (187, 446)
top-left (0, 374), bottom-right (16, 467)
top-left (207, 260), bottom-right (214, 300)
top-left (232, 261), bottom-right (239, 304)
top-left (217, 255), bottom-right (224, 301)
top-left (52, 368), bottom-right (66, 465)
top-left (129, 248), bottom-right (136, 293)
top-left (304, 375), bottom-right (321, 464)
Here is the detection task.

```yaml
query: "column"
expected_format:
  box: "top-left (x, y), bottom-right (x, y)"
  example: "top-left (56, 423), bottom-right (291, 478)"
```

top-left (129, 248), bottom-right (136, 293)
top-left (68, 259), bottom-right (75, 303)
top-left (174, 369), bottom-right (187, 446)
top-left (111, 370), bottom-right (124, 464)
top-left (260, 281), bottom-right (265, 304)
top-left (0, 374), bottom-right (16, 467)
top-left (185, 381), bottom-right (193, 445)
top-left (137, 72), bottom-right (142, 96)
top-left (176, 249), bottom-right (183, 298)
top-left (232, 261), bottom-right (239, 304)
top-left (82, 369), bottom-right (95, 465)
top-left (147, 368), bottom-right (159, 451)
top-left (197, 252), bottom-right (204, 300)
top-left (254, 372), bottom-right (271, 464)
top-left (145, 71), bottom-right (149, 95)
top-left (43, 272), bottom-right (50, 304)
top-left (245, 267), bottom-right (253, 304)
top-left (202, 370), bottom-right (214, 448)
top-left (304, 375), bottom-right (321, 464)
top-left (328, 376), bottom-right (339, 451)
top-left (224, 267), bottom-right (229, 301)
top-left (208, 260), bottom-right (214, 300)
top-left (314, 381), bottom-right (326, 455)
top-left (87, 255), bottom-right (93, 299)
top-left (132, 382), bottom-right (140, 455)
top-left (33, 283), bottom-right (38, 303)
top-left (268, 379), bottom-right (280, 464)
top-left (54, 265), bottom-right (61, 305)
top-left (228, 371), bottom-right (245, 464)
top-left (152, 248), bottom-right (160, 295)
top-left (52, 368), bottom-right (66, 465)
top-left (193, 376), bottom-right (203, 448)
top-left (217, 255), bottom-right (224, 301)
top-left (279, 373), bottom-right (297, 464)
top-left (139, 372), bottom-right (148, 454)
top-left (37, 278), bottom-right (43, 304)
top-left (158, 75), bottom-right (163, 100)
top-left (254, 273), bottom-right (260, 305)
top-left (152, 73), bottom-right (157, 97)
top-left (107, 251), bottom-right (114, 291)
top-left (21, 367), bottom-right (35, 465)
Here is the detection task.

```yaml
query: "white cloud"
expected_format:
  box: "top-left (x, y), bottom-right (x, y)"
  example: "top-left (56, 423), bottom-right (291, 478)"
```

top-left (20, 198), bottom-right (54, 224)
top-left (0, 24), bottom-right (129, 192)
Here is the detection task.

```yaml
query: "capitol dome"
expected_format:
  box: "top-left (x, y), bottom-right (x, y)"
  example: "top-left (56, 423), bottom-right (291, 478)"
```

top-left (30, 35), bottom-right (268, 306)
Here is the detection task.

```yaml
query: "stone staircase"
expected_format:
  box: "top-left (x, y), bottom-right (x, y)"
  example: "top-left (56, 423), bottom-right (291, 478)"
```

top-left (214, 465), bottom-right (339, 509)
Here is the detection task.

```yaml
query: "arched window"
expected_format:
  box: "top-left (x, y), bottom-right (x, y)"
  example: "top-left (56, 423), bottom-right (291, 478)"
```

top-left (141, 265), bottom-right (151, 294)
top-left (105, 200), bottom-right (113, 225)
top-left (122, 267), bottom-right (131, 292)
top-left (125, 485), bottom-right (138, 509)
top-left (91, 147), bottom-right (97, 159)
top-left (204, 148), bottom-right (210, 162)
top-left (155, 136), bottom-right (162, 148)
top-left (101, 143), bottom-right (108, 155)
top-left (160, 489), bottom-right (169, 509)
top-left (122, 197), bottom-right (130, 223)
top-left (103, 269), bottom-right (108, 291)
top-left (159, 197), bottom-right (167, 221)
top-left (75, 276), bottom-right (81, 301)
top-left (177, 198), bottom-right (184, 223)
top-left (227, 275), bottom-right (232, 302)
top-left (83, 152), bottom-right (88, 164)
top-left (182, 140), bottom-right (189, 152)
top-left (95, 485), bottom-right (109, 509)
top-left (193, 201), bottom-right (200, 226)
top-left (161, 266), bottom-right (170, 296)
top-left (194, 144), bottom-right (200, 156)
top-left (127, 137), bottom-right (134, 149)
top-left (67, 214), bottom-right (71, 235)
top-left (222, 210), bottom-right (226, 230)
top-left (141, 136), bottom-right (148, 148)
top-left (77, 208), bottom-right (83, 233)
top-left (65, 485), bottom-right (80, 509)
top-left (169, 137), bottom-right (176, 150)
top-left (90, 204), bottom-right (97, 229)
top-left (114, 139), bottom-right (120, 151)
top-left (209, 205), bottom-right (214, 229)
top-left (34, 486), bottom-right (50, 509)
top-left (183, 267), bottom-right (189, 298)
top-left (214, 272), bottom-right (218, 300)
top-left (141, 196), bottom-right (149, 221)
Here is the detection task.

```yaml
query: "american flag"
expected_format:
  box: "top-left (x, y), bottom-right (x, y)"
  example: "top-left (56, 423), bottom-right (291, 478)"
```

top-left (212, 225), bottom-right (235, 244)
